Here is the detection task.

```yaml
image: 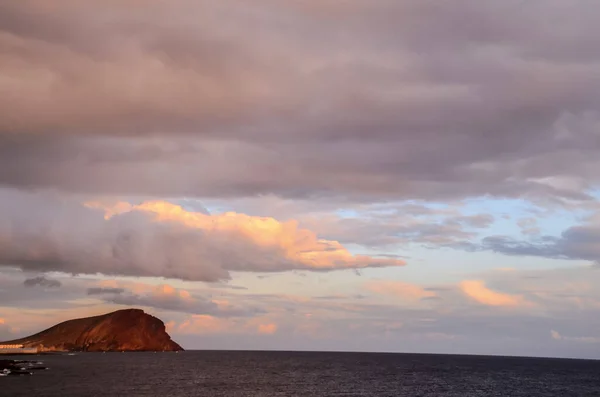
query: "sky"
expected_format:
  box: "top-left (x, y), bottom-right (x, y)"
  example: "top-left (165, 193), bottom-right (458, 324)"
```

top-left (1, 0), bottom-right (600, 359)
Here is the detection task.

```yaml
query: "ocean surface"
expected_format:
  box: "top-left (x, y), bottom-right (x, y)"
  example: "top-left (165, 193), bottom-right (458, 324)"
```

top-left (2, 351), bottom-right (600, 396)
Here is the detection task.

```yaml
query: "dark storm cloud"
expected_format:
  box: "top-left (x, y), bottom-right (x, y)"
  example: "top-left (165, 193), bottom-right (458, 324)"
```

top-left (1, 0), bottom-right (600, 202)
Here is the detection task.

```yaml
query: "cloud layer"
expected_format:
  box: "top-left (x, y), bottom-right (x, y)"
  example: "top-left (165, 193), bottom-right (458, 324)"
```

top-left (1, 1), bottom-right (600, 203)
top-left (0, 188), bottom-right (403, 281)
top-left (3, 264), bottom-right (600, 357)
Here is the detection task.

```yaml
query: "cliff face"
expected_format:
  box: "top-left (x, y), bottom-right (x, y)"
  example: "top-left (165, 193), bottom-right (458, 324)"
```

top-left (1, 309), bottom-right (183, 352)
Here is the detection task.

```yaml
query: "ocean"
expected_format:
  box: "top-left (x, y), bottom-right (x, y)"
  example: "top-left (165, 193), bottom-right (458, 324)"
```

top-left (1, 351), bottom-right (599, 396)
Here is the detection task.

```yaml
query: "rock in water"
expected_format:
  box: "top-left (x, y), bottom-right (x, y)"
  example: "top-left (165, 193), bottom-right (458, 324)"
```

top-left (1, 360), bottom-right (46, 376)
top-left (0, 309), bottom-right (183, 352)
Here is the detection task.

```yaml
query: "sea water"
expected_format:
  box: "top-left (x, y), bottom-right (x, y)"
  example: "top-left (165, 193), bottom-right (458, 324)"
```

top-left (1, 351), bottom-right (599, 396)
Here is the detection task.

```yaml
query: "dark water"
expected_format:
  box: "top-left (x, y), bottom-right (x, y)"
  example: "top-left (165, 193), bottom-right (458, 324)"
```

top-left (2, 351), bottom-right (600, 396)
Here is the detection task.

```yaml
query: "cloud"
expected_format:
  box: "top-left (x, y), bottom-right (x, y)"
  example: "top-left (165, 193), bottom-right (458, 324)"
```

top-left (551, 330), bottom-right (600, 343)
top-left (160, 268), bottom-right (600, 356)
top-left (209, 283), bottom-right (248, 291)
top-left (99, 283), bottom-right (216, 314)
top-left (298, 206), bottom-right (495, 248)
top-left (0, 188), bottom-right (403, 282)
top-left (470, 213), bottom-right (600, 263)
top-left (460, 280), bottom-right (525, 307)
top-left (0, 318), bottom-right (12, 341)
top-left (176, 315), bottom-right (230, 335)
top-left (0, 1), bottom-right (599, 203)
top-left (0, 316), bottom-right (22, 340)
top-left (3, 263), bottom-right (600, 357)
top-left (165, 320), bottom-right (176, 333)
top-left (23, 275), bottom-right (62, 288)
top-left (87, 280), bottom-right (261, 317)
top-left (0, 270), bottom-right (96, 310)
top-left (366, 281), bottom-right (436, 302)
top-left (257, 323), bottom-right (278, 335)
top-left (87, 287), bottom-right (126, 295)
top-left (174, 314), bottom-right (278, 336)
top-left (517, 217), bottom-right (541, 236)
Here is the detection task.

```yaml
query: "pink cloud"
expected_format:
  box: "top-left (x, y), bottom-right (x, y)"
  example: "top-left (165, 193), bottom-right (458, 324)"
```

top-left (460, 280), bottom-right (526, 307)
top-left (0, 189), bottom-right (404, 282)
top-left (176, 315), bottom-right (236, 335)
top-left (87, 279), bottom-right (215, 314)
top-left (165, 320), bottom-right (176, 333)
top-left (86, 199), bottom-right (406, 272)
top-left (173, 314), bottom-right (280, 336)
top-left (257, 323), bottom-right (278, 335)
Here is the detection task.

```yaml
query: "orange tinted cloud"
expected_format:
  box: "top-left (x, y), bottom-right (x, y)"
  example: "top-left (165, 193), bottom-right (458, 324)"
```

top-left (152, 284), bottom-right (193, 301)
top-left (178, 315), bottom-right (226, 334)
top-left (87, 200), bottom-right (406, 272)
top-left (174, 315), bottom-right (279, 336)
top-left (89, 279), bottom-right (200, 313)
top-left (165, 320), bottom-right (176, 333)
top-left (2, 188), bottom-right (403, 282)
top-left (257, 323), bottom-right (278, 334)
top-left (460, 280), bottom-right (524, 307)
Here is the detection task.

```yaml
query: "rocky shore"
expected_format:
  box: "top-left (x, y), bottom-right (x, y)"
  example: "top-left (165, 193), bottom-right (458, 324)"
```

top-left (0, 359), bottom-right (48, 376)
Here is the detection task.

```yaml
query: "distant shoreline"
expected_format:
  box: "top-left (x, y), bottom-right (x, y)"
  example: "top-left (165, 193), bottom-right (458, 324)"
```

top-left (1, 350), bottom-right (182, 355)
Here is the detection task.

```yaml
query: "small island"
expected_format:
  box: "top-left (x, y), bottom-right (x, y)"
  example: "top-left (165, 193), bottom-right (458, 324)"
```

top-left (0, 309), bottom-right (183, 353)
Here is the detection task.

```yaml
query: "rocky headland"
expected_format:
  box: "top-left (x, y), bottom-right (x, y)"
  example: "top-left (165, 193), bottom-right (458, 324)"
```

top-left (0, 309), bottom-right (183, 353)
